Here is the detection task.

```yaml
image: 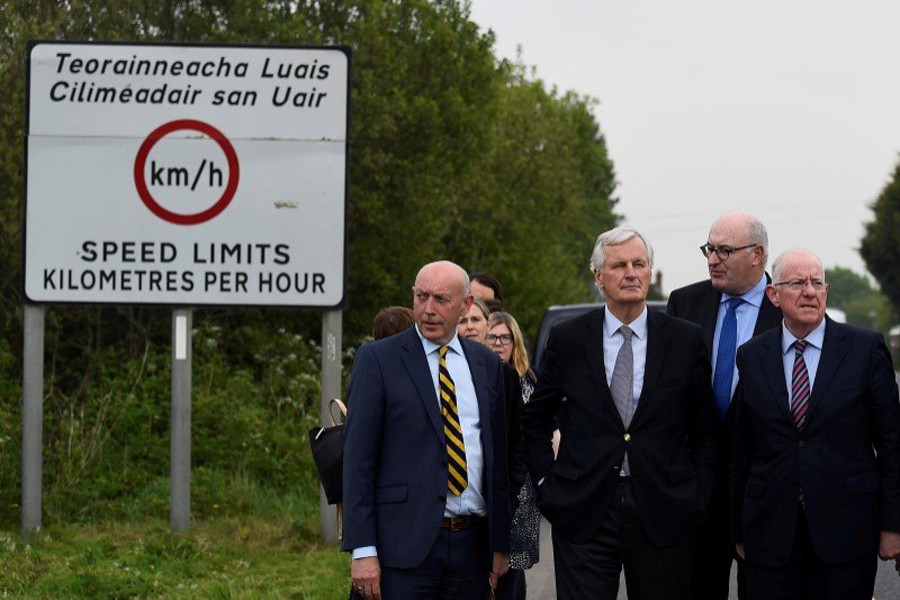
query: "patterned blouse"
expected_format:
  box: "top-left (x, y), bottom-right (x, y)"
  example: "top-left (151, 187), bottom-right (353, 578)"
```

top-left (508, 368), bottom-right (540, 570)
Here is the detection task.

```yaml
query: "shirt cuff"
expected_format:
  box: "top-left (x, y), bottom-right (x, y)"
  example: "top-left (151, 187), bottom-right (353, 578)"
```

top-left (352, 546), bottom-right (378, 559)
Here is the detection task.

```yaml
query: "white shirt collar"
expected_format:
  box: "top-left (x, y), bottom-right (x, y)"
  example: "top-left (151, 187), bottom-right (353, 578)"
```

top-left (603, 305), bottom-right (649, 340)
top-left (780, 317), bottom-right (826, 355)
top-left (415, 325), bottom-right (465, 356)
top-left (721, 272), bottom-right (767, 308)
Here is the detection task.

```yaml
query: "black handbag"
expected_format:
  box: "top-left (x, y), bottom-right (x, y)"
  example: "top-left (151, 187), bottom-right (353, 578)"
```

top-left (309, 398), bottom-right (348, 505)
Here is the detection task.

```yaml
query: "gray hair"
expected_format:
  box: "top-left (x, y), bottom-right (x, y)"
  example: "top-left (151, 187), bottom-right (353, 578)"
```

top-left (771, 248), bottom-right (823, 282)
top-left (589, 227), bottom-right (654, 272)
top-left (746, 215), bottom-right (769, 267)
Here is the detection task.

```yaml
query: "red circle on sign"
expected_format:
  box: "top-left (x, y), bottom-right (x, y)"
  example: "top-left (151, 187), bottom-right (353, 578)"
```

top-left (133, 119), bottom-right (240, 225)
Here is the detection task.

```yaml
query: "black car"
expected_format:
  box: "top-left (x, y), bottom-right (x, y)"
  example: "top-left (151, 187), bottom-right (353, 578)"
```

top-left (532, 300), bottom-right (668, 370)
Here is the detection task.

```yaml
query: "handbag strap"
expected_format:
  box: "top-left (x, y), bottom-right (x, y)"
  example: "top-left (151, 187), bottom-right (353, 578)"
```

top-left (336, 502), bottom-right (343, 540)
top-left (328, 398), bottom-right (348, 426)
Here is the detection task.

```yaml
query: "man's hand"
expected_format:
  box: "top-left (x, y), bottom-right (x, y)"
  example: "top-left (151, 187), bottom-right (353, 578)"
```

top-left (879, 531), bottom-right (900, 560)
top-left (552, 429), bottom-right (562, 458)
top-left (735, 543), bottom-right (745, 560)
top-left (351, 556), bottom-right (381, 599)
top-left (488, 552), bottom-right (509, 589)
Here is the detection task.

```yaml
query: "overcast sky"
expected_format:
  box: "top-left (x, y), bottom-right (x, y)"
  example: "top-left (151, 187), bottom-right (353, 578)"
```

top-left (469, 0), bottom-right (900, 294)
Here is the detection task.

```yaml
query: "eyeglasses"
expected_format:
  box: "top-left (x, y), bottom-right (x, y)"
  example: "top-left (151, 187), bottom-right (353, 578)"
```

top-left (699, 243), bottom-right (757, 261)
top-left (485, 333), bottom-right (513, 345)
top-left (772, 278), bottom-right (829, 292)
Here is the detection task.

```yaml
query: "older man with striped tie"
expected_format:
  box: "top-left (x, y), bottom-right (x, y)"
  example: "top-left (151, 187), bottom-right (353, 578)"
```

top-left (730, 248), bottom-right (900, 599)
top-left (342, 260), bottom-right (510, 599)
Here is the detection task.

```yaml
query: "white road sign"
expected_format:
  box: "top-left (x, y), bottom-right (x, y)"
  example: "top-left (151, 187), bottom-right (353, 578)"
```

top-left (25, 41), bottom-right (349, 307)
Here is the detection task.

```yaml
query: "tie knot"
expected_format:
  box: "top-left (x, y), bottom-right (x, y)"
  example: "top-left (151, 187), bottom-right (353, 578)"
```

top-left (619, 325), bottom-right (633, 341)
top-left (793, 339), bottom-right (807, 354)
top-left (727, 297), bottom-right (744, 312)
top-left (439, 346), bottom-right (449, 359)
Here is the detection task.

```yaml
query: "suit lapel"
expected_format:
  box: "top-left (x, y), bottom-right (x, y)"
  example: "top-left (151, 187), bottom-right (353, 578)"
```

top-left (760, 329), bottom-right (793, 423)
top-left (804, 318), bottom-right (847, 428)
top-left (588, 308), bottom-right (625, 427)
top-left (700, 284), bottom-right (721, 354)
top-left (399, 329), bottom-right (444, 441)
top-left (631, 310), bottom-right (665, 425)
top-left (461, 338), bottom-right (493, 463)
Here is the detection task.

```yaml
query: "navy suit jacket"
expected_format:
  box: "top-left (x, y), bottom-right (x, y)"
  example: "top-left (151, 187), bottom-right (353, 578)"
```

top-left (731, 318), bottom-right (900, 566)
top-left (521, 307), bottom-right (718, 546)
top-left (341, 327), bottom-right (510, 569)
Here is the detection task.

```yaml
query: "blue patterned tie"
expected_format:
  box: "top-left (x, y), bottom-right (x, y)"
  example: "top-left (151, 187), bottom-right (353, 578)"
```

top-left (712, 298), bottom-right (743, 421)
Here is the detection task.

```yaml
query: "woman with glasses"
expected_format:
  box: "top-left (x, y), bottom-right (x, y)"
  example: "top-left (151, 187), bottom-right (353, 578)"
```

top-left (486, 311), bottom-right (540, 600)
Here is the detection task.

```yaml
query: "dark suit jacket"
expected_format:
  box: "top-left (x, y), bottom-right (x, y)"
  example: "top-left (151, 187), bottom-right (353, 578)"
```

top-left (666, 277), bottom-right (782, 358)
top-left (341, 327), bottom-right (511, 569)
top-left (730, 318), bottom-right (900, 566)
top-left (667, 277), bottom-right (783, 483)
top-left (520, 307), bottom-right (718, 546)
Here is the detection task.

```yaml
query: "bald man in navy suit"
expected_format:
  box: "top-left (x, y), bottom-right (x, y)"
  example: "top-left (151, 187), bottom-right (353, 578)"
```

top-left (343, 261), bottom-right (510, 599)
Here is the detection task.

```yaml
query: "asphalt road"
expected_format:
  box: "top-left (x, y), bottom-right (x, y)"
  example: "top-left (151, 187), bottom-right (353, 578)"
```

top-left (525, 518), bottom-right (900, 599)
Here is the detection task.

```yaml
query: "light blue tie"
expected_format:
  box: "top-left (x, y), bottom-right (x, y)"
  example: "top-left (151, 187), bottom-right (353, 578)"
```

top-left (712, 298), bottom-right (743, 422)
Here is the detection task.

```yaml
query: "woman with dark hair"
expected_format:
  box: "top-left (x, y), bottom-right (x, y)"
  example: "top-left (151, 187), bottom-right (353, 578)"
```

top-left (486, 311), bottom-right (540, 600)
top-left (469, 271), bottom-right (504, 307)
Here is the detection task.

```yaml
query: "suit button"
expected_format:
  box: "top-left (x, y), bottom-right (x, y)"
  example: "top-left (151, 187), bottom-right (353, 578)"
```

top-left (798, 441), bottom-right (805, 448)
top-left (624, 433), bottom-right (631, 442)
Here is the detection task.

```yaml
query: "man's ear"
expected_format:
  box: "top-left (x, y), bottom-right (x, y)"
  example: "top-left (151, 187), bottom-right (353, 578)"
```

top-left (765, 284), bottom-right (780, 308)
top-left (752, 245), bottom-right (765, 267)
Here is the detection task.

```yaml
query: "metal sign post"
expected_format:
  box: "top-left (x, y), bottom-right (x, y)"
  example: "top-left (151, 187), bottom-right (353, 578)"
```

top-left (21, 304), bottom-right (45, 537)
top-left (170, 308), bottom-right (192, 532)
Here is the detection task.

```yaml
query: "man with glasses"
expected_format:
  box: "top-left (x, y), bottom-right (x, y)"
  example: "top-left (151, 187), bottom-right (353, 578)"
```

top-left (730, 248), bottom-right (900, 599)
top-left (522, 227), bottom-right (717, 599)
top-left (667, 211), bottom-right (782, 600)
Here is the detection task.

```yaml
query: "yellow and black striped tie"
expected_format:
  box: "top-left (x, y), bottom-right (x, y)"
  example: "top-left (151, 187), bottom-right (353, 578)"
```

top-left (439, 346), bottom-right (468, 496)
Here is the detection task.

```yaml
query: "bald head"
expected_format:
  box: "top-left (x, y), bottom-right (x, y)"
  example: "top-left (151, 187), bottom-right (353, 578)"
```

top-left (412, 261), bottom-right (473, 345)
top-left (706, 211), bottom-right (768, 295)
top-left (415, 261), bottom-right (470, 294)
top-left (709, 211), bottom-right (768, 264)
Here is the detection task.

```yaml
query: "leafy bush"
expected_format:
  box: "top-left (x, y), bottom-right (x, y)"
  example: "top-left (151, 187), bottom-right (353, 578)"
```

top-left (1, 314), bottom-right (332, 528)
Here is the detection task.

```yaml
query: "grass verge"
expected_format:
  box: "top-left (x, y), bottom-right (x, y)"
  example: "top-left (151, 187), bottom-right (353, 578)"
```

top-left (0, 512), bottom-right (350, 598)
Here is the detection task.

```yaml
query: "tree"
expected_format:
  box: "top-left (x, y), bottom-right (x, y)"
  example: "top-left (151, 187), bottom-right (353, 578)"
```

top-left (445, 65), bottom-right (618, 331)
top-left (861, 158), bottom-right (900, 319)
top-left (0, 0), bottom-right (619, 345)
top-left (824, 266), bottom-right (894, 333)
